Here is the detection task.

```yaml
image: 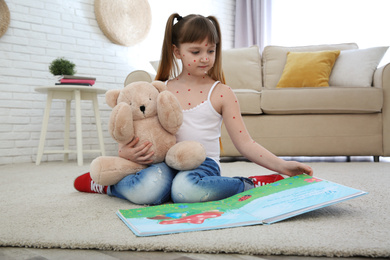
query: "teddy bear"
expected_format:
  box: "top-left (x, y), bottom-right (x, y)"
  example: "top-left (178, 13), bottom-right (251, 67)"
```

top-left (90, 80), bottom-right (206, 186)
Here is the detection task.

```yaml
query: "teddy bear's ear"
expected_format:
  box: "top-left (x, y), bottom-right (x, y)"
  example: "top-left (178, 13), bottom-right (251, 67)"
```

top-left (105, 89), bottom-right (121, 108)
top-left (151, 80), bottom-right (167, 93)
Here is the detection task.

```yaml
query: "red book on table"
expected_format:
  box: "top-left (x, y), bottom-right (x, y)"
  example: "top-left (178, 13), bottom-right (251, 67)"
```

top-left (60, 78), bottom-right (96, 85)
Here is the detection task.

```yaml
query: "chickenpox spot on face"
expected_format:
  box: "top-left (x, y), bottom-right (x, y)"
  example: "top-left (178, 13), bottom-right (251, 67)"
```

top-left (233, 116), bottom-right (235, 119)
top-left (188, 73), bottom-right (191, 76)
top-left (194, 60), bottom-right (196, 62)
top-left (188, 64), bottom-right (191, 66)
top-left (188, 89), bottom-right (191, 91)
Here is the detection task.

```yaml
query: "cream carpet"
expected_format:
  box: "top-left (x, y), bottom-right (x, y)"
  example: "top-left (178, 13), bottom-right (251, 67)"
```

top-left (0, 161), bottom-right (389, 257)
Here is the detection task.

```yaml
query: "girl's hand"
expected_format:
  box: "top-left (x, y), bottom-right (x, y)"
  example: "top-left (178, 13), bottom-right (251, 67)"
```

top-left (118, 137), bottom-right (155, 165)
top-left (280, 161), bottom-right (313, 177)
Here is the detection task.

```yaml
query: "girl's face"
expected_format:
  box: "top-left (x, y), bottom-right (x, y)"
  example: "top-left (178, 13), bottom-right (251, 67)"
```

top-left (173, 38), bottom-right (216, 77)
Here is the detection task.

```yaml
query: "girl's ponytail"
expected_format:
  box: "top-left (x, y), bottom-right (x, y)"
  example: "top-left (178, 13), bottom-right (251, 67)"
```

top-left (156, 13), bottom-right (182, 81)
top-left (207, 16), bottom-right (225, 84)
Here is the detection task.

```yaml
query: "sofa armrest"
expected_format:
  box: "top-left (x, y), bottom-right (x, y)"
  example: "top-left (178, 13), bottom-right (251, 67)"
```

top-left (124, 70), bottom-right (155, 86)
top-left (374, 63), bottom-right (390, 156)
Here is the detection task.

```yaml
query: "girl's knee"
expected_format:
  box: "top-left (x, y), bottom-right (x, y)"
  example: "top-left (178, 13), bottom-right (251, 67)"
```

top-left (115, 163), bottom-right (176, 205)
top-left (126, 177), bottom-right (171, 205)
top-left (171, 171), bottom-right (205, 203)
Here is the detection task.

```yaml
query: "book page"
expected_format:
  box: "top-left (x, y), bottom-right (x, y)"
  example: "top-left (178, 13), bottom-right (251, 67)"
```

top-left (240, 177), bottom-right (366, 223)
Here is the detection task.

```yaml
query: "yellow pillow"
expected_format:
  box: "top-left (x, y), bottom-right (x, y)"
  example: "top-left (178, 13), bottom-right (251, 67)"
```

top-left (276, 50), bottom-right (340, 88)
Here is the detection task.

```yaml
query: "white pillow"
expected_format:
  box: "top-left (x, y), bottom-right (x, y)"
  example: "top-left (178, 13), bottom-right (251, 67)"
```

top-left (329, 46), bottom-right (388, 87)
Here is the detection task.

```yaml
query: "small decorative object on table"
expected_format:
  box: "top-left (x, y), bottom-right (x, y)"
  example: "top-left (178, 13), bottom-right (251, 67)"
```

top-left (49, 57), bottom-right (76, 76)
top-left (49, 57), bottom-right (96, 86)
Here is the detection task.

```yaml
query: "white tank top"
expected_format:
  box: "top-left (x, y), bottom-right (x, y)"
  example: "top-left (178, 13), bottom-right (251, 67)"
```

top-left (174, 81), bottom-right (223, 167)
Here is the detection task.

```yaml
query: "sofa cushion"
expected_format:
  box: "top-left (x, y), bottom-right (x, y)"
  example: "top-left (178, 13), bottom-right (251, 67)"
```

top-left (329, 46), bottom-right (389, 87)
top-left (222, 45), bottom-right (262, 91)
top-left (261, 87), bottom-right (383, 114)
top-left (262, 43), bottom-right (358, 89)
top-left (233, 89), bottom-right (262, 114)
top-left (276, 50), bottom-right (340, 88)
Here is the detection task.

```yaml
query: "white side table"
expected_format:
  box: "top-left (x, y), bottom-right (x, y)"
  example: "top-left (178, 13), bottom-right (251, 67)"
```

top-left (35, 85), bottom-right (106, 166)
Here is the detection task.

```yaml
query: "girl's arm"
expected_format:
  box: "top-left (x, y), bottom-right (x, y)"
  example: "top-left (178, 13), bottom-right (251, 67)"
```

top-left (217, 84), bottom-right (313, 177)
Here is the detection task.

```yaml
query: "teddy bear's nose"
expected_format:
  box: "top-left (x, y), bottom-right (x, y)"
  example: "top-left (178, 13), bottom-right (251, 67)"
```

top-left (140, 105), bottom-right (146, 113)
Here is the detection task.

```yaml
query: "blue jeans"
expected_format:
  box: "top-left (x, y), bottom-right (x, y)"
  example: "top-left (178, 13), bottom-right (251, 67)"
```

top-left (108, 158), bottom-right (251, 205)
top-left (107, 162), bottom-right (176, 205)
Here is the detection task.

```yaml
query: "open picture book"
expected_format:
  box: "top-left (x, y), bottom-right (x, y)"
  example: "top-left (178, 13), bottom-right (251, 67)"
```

top-left (116, 174), bottom-right (367, 237)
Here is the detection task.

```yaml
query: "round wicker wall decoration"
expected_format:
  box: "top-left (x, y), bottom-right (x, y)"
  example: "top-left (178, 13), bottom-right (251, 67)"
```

top-left (0, 0), bottom-right (10, 38)
top-left (94, 0), bottom-right (151, 47)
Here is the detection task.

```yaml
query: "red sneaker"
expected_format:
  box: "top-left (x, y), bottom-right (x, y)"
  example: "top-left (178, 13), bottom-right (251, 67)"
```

top-left (249, 174), bottom-right (284, 187)
top-left (74, 172), bottom-right (107, 194)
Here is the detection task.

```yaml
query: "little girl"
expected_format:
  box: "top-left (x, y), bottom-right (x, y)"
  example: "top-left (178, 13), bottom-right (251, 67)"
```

top-left (74, 13), bottom-right (313, 205)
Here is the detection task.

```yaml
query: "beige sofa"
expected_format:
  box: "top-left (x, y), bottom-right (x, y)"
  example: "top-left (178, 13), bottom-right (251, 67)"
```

top-left (125, 43), bottom-right (390, 161)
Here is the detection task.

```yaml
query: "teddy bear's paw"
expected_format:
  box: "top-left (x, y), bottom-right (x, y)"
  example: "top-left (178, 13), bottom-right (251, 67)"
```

top-left (165, 141), bottom-right (206, 170)
top-left (90, 156), bottom-right (147, 186)
top-left (157, 91), bottom-right (183, 135)
top-left (109, 103), bottom-right (135, 144)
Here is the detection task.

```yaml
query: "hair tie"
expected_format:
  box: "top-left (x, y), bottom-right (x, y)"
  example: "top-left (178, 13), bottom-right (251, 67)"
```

top-left (177, 15), bottom-right (183, 22)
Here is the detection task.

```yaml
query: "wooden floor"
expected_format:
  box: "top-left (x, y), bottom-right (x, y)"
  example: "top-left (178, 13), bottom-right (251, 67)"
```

top-left (2, 156), bottom-right (389, 260)
top-left (1, 247), bottom-right (385, 260)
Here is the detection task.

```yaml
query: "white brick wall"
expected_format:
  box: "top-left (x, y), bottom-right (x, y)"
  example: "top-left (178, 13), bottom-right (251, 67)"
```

top-left (0, 0), bottom-right (235, 165)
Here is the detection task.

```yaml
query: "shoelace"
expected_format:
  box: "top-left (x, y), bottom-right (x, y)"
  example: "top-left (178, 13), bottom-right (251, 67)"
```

top-left (251, 177), bottom-right (269, 188)
top-left (254, 182), bottom-right (267, 188)
top-left (90, 180), bottom-right (104, 193)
